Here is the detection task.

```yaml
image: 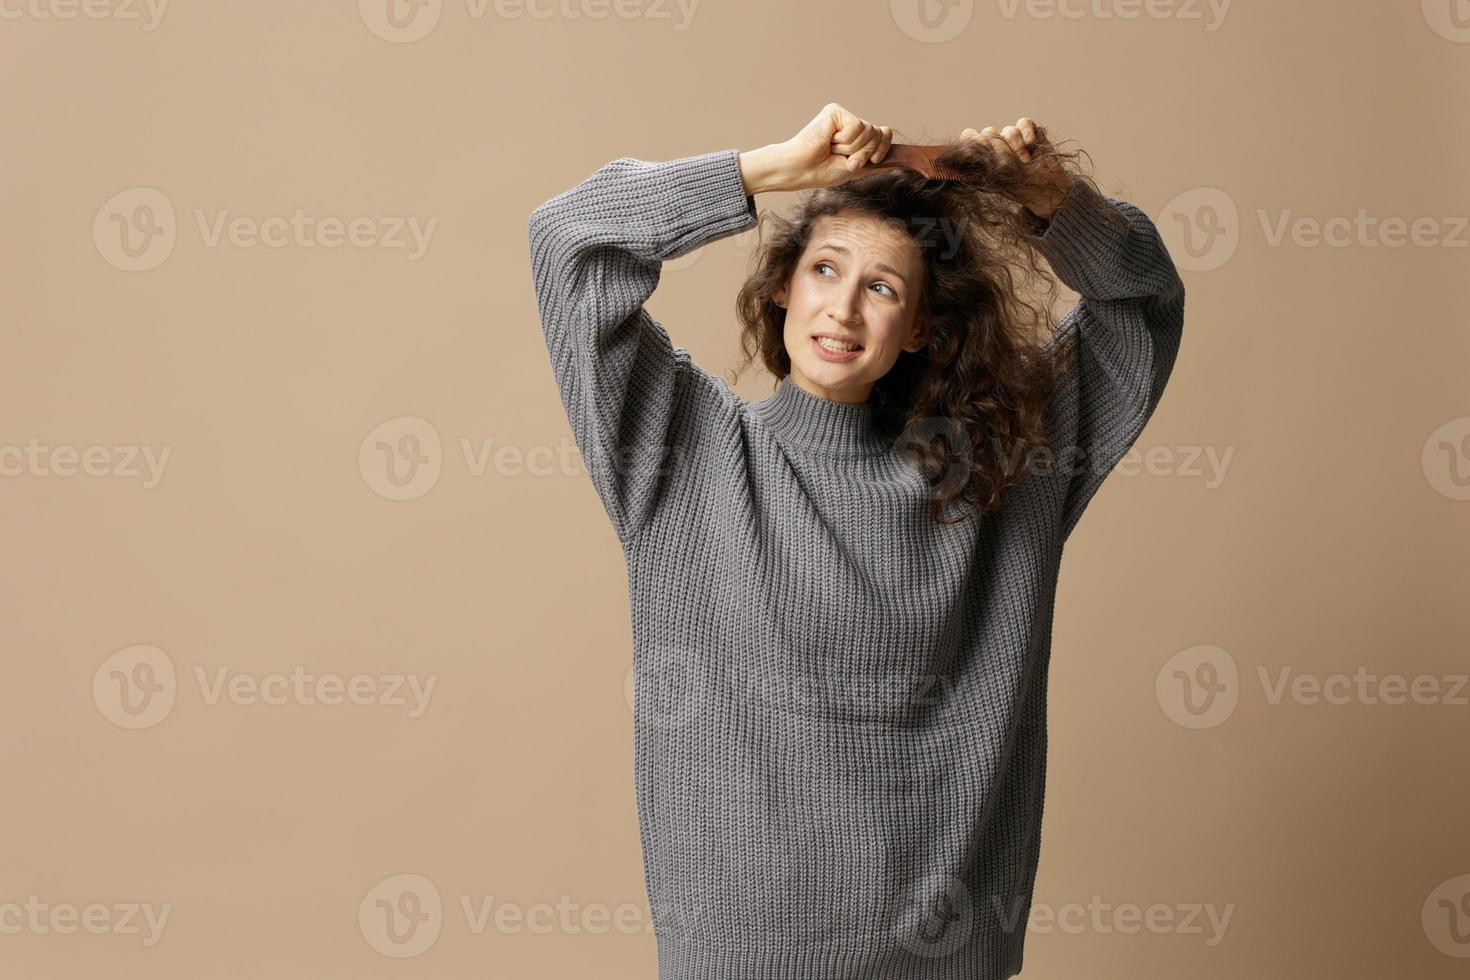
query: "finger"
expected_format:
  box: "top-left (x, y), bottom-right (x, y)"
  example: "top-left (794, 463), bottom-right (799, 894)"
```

top-left (830, 106), bottom-right (869, 149)
top-left (978, 125), bottom-right (1008, 153)
top-left (975, 125), bottom-right (1014, 165)
top-left (814, 103), bottom-right (844, 141)
top-left (832, 120), bottom-right (874, 155)
top-left (844, 127), bottom-right (879, 170)
top-left (868, 126), bottom-right (894, 165)
top-left (848, 126), bottom-right (890, 170)
top-left (829, 108), bottom-right (852, 144)
top-left (1001, 125), bottom-right (1030, 163)
top-left (1017, 117), bottom-right (1039, 148)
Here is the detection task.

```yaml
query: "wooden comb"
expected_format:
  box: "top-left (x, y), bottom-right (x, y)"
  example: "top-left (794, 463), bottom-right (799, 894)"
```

top-left (860, 143), bottom-right (975, 182)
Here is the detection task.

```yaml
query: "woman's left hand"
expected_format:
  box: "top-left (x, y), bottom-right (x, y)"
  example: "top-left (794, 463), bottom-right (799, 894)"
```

top-left (961, 118), bottom-right (1073, 221)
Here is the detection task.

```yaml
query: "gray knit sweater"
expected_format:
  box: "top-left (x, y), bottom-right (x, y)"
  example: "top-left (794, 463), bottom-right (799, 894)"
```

top-left (528, 147), bottom-right (1185, 979)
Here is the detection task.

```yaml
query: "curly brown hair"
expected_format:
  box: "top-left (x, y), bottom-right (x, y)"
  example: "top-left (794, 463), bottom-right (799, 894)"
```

top-left (728, 127), bottom-right (1128, 525)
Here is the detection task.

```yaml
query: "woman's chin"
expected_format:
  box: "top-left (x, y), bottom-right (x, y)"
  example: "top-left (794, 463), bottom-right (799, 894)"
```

top-left (795, 361), bottom-right (873, 399)
top-left (797, 361), bottom-right (854, 386)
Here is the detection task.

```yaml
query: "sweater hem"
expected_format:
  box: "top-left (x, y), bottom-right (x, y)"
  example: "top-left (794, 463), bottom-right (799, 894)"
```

top-left (655, 928), bottom-right (1024, 980)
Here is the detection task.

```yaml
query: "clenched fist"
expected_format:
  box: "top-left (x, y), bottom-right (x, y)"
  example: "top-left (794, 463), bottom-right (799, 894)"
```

top-left (959, 118), bottom-right (1073, 220)
top-left (740, 102), bottom-right (895, 196)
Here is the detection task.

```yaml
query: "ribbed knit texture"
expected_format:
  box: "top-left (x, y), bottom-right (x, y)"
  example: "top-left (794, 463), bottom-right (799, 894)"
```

top-left (528, 147), bottom-right (1185, 979)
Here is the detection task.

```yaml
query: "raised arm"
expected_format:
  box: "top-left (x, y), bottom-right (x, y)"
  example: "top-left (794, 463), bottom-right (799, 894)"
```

top-left (527, 148), bottom-right (758, 545)
top-left (1028, 176), bottom-right (1187, 541)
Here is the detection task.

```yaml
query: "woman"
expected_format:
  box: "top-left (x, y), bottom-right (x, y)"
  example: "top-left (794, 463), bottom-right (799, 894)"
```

top-left (528, 103), bottom-right (1185, 980)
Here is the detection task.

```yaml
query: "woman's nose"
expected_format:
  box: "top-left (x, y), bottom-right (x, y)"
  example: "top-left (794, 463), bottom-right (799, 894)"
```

top-left (827, 284), bottom-right (863, 324)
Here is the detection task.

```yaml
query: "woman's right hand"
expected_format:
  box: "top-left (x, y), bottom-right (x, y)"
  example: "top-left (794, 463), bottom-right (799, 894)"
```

top-left (740, 103), bottom-right (894, 195)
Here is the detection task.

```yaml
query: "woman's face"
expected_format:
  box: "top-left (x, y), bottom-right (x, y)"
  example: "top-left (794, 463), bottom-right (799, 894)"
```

top-left (774, 211), bottom-right (928, 404)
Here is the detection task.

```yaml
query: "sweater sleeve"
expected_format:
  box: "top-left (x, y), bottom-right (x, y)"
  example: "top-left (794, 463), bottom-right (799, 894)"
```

top-left (527, 148), bottom-right (759, 545)
top-left (1027, 177), bottom-right (1187, 541)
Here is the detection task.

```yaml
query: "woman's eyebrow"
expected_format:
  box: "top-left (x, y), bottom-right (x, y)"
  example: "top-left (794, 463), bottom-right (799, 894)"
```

top-left (812, 242), bottom-right (909, 284)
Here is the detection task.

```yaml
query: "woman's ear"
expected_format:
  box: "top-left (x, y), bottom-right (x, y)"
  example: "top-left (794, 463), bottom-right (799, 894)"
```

top-left (903, 313), bottom-right (928, 353)
top-left (773, 285), bottom-right (787, 309)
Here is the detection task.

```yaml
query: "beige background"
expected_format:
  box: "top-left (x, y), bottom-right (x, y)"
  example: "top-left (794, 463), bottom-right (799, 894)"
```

top-left (3, 1), bottom-right (1468, 977)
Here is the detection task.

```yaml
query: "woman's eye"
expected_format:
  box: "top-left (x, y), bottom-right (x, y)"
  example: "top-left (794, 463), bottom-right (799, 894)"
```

top-left (813, 262), bottom-right (896, 298)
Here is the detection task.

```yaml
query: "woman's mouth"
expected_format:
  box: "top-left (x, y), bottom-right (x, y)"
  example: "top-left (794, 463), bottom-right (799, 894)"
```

top-left (811, 335), bottom-right (864, 362)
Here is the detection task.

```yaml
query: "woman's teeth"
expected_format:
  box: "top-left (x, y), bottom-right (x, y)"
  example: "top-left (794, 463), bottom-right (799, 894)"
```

top-left (816, 337), bottom-right (861, 352)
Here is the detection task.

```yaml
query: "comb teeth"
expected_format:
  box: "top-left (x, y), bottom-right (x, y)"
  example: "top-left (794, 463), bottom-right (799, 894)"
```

top-left (864, 143), bottom-right (975, 182)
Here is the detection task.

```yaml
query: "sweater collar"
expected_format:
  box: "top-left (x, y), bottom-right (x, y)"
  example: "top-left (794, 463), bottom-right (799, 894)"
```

top-left (750, 375), bottom-right (895, 456)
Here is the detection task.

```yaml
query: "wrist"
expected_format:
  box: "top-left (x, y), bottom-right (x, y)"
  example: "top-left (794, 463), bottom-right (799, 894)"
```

top-left (739, 143), bottom-right (788, 196)
top-left (1024, 175), bottom-right (1073, 222)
